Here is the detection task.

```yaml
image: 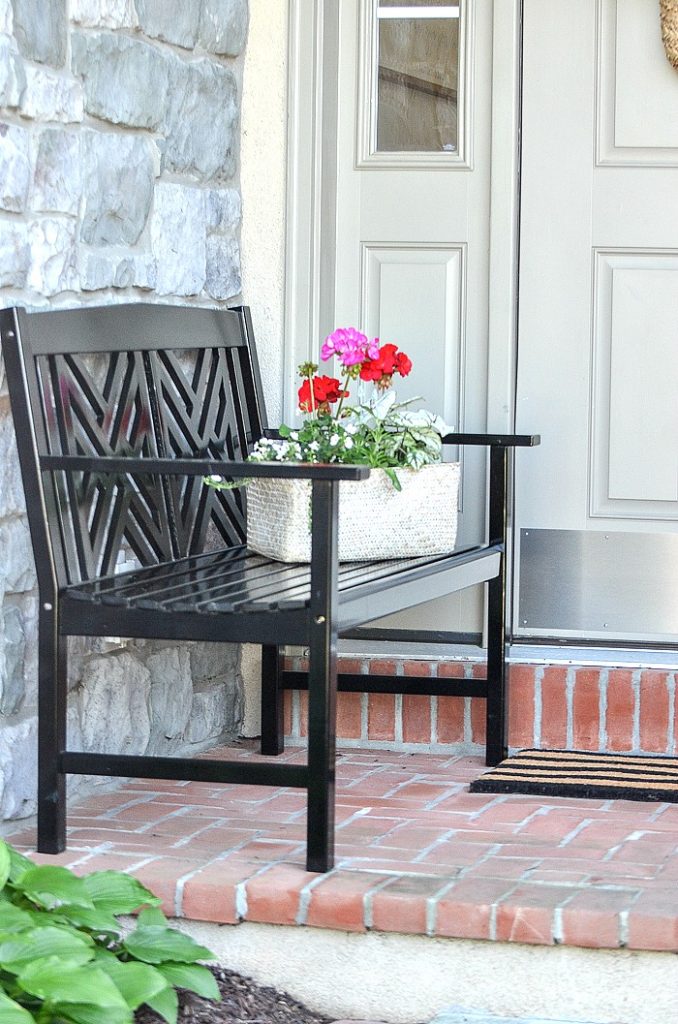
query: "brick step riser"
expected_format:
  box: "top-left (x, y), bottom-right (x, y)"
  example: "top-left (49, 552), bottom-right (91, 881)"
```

top-left (283, 658), bottom-right (678, 756)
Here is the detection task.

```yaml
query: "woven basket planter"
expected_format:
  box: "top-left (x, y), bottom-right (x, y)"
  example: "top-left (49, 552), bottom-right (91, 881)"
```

top-left (246, 462), bottom-right (461, 562)
top-left (661, 0), bottom-right (678, 70)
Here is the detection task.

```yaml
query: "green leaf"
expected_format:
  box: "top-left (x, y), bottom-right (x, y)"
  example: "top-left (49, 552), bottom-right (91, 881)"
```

top-left (54, 905), bottom-right (121, 939)
top-left (383, 467), bottom-right (401, 491)
top-left (6, 849), bottom-right (32, 886)
top-left (82, 872), bottom-right (160, 915)
top-left (16, 867), bottom-right (94, 911)
top-left (51, 1002), bottom-right (131, 1024)
top-left (136, 906), bottom-right (167, 927)
top-left (96, 958), bottom-right (169, 1010)
top-left (122, 925), bottom-right (213, 965)
top-left (0, 990), bottom-right (36, 1024)
top-left (0, 843), bottom-right (11, 891)
top-left (0, 928), bottom-right (93, 972)
top-left (0, 904), bottom-right (33, 934)
top-left (144, 984), bottom-right (178, 1024)
top-left (17, 959), bottom-right (128, 1010)
top-left (156, 962), bottom-right (220, 1001)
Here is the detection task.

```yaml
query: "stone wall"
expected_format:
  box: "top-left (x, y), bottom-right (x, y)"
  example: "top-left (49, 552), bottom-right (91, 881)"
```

top-left (0, 0), bottom-right (248, 819)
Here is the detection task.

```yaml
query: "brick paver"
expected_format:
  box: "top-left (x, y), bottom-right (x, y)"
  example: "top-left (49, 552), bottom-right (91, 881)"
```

top-left (8, 744), bottom-right (678, 952)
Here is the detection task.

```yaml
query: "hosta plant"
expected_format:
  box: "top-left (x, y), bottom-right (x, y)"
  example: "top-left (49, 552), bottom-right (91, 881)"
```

top-left (0, 839), bottom-right (219, 1024)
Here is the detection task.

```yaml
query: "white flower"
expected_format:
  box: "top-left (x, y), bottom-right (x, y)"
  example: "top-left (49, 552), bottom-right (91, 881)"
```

top-left (205, 474), bottom-right (223, 484)
top-left (290, 431), bottom-right (299, 440)
top-left (345, 422), bottom-right (358, 435)
top-left (308, 441), bottom-right (320, 452)
top-left (329, 434), bottom-right (340, 446)
top-left (344, 436), bottom-right (354, 449)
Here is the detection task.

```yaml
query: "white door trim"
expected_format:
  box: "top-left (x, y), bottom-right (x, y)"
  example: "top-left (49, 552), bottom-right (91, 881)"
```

top-left (284, 0), bottom-right (339, 422)
top-left (486, 0), bottom-right (521, 432)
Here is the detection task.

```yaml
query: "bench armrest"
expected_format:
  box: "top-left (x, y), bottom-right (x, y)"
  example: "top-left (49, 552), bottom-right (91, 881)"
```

top-left (39, 454), bottom-right (371, 482)
top-left (442, 433), bottom-right (540, 447)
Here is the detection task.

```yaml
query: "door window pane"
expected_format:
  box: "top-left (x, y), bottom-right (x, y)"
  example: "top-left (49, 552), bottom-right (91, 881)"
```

top-left (376, 0), bottom-right (460, 153)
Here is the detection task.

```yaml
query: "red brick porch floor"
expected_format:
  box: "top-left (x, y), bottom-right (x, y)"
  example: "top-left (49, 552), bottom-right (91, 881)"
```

top-left (8, 743), bottom-right (678, 953)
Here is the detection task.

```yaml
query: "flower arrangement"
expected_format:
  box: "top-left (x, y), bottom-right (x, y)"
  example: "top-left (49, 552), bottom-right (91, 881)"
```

top-left (243, 327), bottom-right (450, 490)
top-left (205, 327), bottom-right (459, 561)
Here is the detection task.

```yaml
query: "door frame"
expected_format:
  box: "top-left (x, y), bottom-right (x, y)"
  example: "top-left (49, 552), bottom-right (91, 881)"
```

top-left (284, 0), bottom-right (523, 432)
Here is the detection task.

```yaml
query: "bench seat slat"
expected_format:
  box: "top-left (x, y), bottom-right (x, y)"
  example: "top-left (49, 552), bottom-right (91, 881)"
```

top-left (65, 543), bottom-right (501, 616)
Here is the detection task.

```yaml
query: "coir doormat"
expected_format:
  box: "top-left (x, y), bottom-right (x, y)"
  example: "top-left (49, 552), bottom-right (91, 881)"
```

top-left (469, 748), bottom-right (678, 802)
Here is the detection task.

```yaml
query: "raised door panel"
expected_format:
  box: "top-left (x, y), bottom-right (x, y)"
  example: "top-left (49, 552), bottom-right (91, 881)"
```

top-left (597, 0), bottom-right (678, 164)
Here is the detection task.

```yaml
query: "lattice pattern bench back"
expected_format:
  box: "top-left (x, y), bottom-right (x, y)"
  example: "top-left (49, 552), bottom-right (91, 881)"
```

top-left (1, 304), bottom-right (266, 587)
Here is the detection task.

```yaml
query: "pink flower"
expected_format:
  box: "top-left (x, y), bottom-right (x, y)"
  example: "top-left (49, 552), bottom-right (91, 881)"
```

top-left (321, 327), bottom-right (374, 368)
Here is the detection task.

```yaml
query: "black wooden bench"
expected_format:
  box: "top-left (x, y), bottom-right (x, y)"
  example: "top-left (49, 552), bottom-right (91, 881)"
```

top-left (0, 303), bottom-right (538, 872)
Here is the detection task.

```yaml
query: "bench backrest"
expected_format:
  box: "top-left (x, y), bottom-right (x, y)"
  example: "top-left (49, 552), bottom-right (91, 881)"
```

top-left (0, 304), bottom-right (267, 589)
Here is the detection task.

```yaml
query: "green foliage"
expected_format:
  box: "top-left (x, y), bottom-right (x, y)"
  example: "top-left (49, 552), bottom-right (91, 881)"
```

top-left (0, 840), bottom-right (220, 1024)
top-left (243, 397), bottom-right (448, 493)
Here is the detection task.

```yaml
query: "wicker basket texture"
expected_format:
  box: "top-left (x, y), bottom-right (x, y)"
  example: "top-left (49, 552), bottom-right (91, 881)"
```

top-left (246, 462), bottom-right (461, 563)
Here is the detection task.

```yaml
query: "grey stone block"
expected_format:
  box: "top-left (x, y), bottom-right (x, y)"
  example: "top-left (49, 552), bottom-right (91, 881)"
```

top-left (205, 234), bottom-right (241, 301)
top-left (147, 646), bottom-right (193, 745)
top-left (198, 0), bottom-right (248, 57)
top-left (0, 221), bottom-right (29, 288)
top-left (0, 123), bottom-right (31, 213)
top-left (0, 0), bottom-right (12, 33)
top-left (0, 36), bottom-right (26, 108)
top-left (28, 216), bottom-right (77, 296)
top-left (33, 129), bottom-right (81, 215)
top-left (114, 253), bottom-right (157, 290)
top-left (15, 593), bottom-right (36, 707)
top-left (185, 683), bottom-right (237, 745)
top-left (72, 31), bottom-right (170, 130)
top-left (206, 187), bottom-right (241, 233)
top-left (77, 650), bottom-right (151, 755)
top-left (163, 56), bottom-right (238, 181)
top-left (1, 603), bottom-right (26, 715)
top-left (77, 249), bottom-right (157, 292)
top-left (70, 0), bottom-right (137, 28)
top-left (0, 416), bottom-right (27, 517)
top-left (80, 130), bottom-right (157, 246)
top-left (135, 0), bottom-right (200, 49)
top-left (0, 714), bottom-right (37, 818)
top-left (11, 0), bottom-right (67, 67)
top-left (21, 66), bottom-right (84, 123)
top-left (189, 641), bottom-right (239, 684)
top-left (0, 518), bottom-right (36, 592)
top-left (151, 182), bottom-right (206, 296)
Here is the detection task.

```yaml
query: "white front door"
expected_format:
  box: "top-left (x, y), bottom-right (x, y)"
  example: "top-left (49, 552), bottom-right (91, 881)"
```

top-left (287, 0), bottom-right (519, 635)
top-left (515, 0), bottom-right (678, 643)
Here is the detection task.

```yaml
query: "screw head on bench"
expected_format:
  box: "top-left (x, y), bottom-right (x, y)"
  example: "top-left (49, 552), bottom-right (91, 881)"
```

top-left (315, 615), bottom-right (326, 624)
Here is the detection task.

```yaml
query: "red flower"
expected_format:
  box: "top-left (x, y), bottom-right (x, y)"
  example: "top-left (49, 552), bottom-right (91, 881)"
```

top-left (395, 351), bottom-right (412, 376)
top-left (359, 344), bottom-right (412, 385)
top-left (298, 375), bottom-right (349, 412)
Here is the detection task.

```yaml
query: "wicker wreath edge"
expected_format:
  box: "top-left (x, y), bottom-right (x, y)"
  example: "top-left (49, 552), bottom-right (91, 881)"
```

top-left (660, 0), bottom-right (678, 71)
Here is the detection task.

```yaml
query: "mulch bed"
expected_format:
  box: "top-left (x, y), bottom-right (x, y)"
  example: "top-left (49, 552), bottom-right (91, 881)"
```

top-left (135, 965), bottom-right (333, 1024)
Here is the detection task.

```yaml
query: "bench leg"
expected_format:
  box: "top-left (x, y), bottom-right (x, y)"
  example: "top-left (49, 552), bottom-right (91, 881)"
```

top-left (37, 606), bottom-right (67, 853)
top-left (305, 478), bottom-right (339, 873)
top-left (260, 644), bottom-right (284, 755)
top-left (305, 618), bottom-right (337, 873)
top-left (486, 445), bottom-right (510, 767)
top-left (485, 566), bottom-right (508, 766)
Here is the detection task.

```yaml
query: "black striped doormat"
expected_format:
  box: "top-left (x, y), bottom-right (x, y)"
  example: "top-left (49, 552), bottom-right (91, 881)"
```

top-left (469, 748), bottom-right (678, 802)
